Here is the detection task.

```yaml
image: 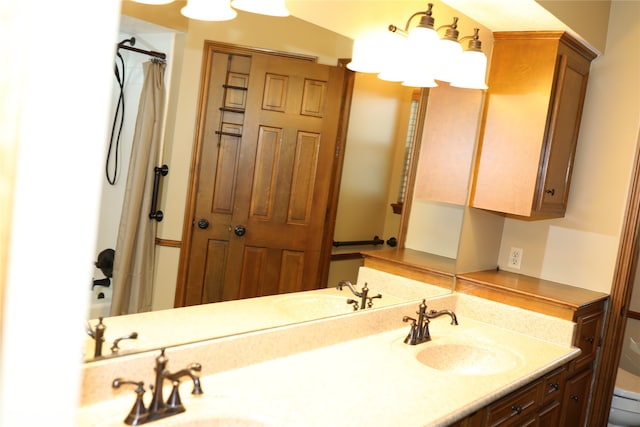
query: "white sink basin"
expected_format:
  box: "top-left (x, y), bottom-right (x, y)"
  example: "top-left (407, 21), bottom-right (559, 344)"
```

top-left (414, 340), bottom-right (525, 375)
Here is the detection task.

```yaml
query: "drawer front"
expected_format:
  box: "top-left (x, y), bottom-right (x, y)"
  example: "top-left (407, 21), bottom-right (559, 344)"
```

top-left (486, 382), bottom-right (540, 426)
top-left (540, 367), bottom-right (565, 406)
top-left (572, 311), bottom-right (602, 372)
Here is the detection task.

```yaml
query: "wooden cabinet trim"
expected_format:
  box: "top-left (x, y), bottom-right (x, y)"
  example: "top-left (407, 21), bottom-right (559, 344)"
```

top-left (456, 270), bottom-right (608, 319)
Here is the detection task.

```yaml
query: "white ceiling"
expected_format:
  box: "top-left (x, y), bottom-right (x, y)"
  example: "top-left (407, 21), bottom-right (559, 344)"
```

top-left (286, 0), bottom-right (571, 40)
top-left (119, 1), bottom-right (578, 47)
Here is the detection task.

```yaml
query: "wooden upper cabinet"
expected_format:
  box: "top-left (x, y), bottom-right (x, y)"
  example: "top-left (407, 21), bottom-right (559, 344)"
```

top-left (415, 84), bottom-right (484, 205)
top-left (471, 32), bottom-right (597, 217)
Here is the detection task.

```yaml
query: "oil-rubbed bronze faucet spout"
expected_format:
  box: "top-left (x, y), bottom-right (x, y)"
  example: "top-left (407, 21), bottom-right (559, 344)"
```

top-left (403, 299), bottom-right (458, 345)
top-left (86, 317), bottom-right (106, 358)
top-left (337, 281), bottom-right (382, 310)
top-left (113, 348), bottom-right (203, 425)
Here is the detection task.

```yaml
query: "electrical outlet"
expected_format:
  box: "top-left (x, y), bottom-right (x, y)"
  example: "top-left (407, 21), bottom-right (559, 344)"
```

top-left (508, 247), bottom-right (523, 269)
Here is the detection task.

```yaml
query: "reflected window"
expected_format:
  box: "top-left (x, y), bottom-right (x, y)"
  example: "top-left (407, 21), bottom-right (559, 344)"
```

top-left (392, 89), bottom-right (420, 214)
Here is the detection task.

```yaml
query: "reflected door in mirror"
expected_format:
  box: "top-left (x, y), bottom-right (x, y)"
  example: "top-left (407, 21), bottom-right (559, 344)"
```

top-left (180, 44), bottom-right (347, 305)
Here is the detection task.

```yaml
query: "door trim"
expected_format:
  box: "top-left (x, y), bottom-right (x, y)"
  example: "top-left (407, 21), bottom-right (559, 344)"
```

top-left (589, 127), bottom-right (640, 425)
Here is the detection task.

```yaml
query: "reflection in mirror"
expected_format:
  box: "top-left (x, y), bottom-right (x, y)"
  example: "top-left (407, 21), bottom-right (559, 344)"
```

top-left (85, 2), bottom-right (476, 361)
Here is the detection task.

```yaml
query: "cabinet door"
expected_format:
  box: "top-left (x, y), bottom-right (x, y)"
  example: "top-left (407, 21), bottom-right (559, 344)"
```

top-left (561, 368), bottom-right (593, 426)
top-left (533, 41), bottom-right (592, 215)
top-left (414, 84), bottom-right (484, 205)
top-left (471, 32), bottom-right (595, 218)
top-left (538, 400), bottom-right (562, 427)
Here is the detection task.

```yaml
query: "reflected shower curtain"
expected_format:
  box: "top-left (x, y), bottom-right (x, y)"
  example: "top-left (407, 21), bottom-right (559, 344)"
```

top-left (111, 60), bottom-right (166, 315)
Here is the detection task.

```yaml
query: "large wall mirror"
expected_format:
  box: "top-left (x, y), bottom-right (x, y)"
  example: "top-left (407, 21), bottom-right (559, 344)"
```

top-left (84, 1), bottom-right (489, 362)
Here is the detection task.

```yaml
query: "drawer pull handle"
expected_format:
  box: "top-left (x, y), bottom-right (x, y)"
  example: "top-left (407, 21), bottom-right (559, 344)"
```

top-left (511, 405), bottom-right (523, 415)
top-left (545, 188), bottom-right (555, 196)
top-left (585, 336), bottom-right (595, 344)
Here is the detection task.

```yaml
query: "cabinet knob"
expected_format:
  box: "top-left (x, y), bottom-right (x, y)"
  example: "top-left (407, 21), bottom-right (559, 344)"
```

top-left (585, 336), bottom-right (595, 344)
top-left (545, 188), bottom-right (556, 196)
top-left (510, 405), bottom-right (523, 415)
top-left (570, 395), bottom-right (580, 402)
top-left (548, 382), bottom-right (559, 391)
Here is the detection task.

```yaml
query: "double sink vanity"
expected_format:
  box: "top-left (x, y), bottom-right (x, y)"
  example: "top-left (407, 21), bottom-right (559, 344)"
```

top-left (77, 249), bottom-right (608, 426)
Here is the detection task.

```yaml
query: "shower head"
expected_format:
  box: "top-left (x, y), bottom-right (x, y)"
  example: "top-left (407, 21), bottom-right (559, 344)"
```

top-left (118, 37), bottom-right (136, 48)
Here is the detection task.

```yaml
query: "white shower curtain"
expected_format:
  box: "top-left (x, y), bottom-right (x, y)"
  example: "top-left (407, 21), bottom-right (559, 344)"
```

top-left (111, 59), bottom-right (166, 315)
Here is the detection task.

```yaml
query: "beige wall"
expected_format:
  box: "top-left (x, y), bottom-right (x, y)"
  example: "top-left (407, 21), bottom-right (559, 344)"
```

top-left (537, 0), bottom-right (611, 53)
top-left (332, 73), bottom-right (411, 243)
top-left (496, 1), bottom-right (640, 293)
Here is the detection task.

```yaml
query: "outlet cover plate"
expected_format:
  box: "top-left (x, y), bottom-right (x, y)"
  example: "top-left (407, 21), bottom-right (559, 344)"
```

top-left (509, 247), bottom-right (523, 269)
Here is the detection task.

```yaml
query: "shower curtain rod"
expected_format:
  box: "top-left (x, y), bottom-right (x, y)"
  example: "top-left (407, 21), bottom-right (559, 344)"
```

top-left (117, 37), bottom-right (166, 60)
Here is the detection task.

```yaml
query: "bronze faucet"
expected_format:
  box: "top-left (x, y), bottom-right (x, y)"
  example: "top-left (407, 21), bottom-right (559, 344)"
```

top-left (113, 348), bottom-right (203, 425)
top-left (336, 280), bottom-right (382, 310)
top-left (86, 317), bottom-right (106, 358)
top-left (403, 299), bottom-right (458, 345)
top-left (86, 317), bottom-right (139, 358)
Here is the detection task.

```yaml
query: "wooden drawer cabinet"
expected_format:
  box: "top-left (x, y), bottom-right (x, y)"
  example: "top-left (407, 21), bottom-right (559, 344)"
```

top-left (540, 368), bottom-right (565, 406)
top-left (471, 31), bottom-right (596, 217)
top-left (570, 309), bottom-right (603, 374)
top-left (485, 381), bottom-right (539, 426)
top-left (450, 367), bottom-right (566, 427)
top-left (537, 400), bottom-right (562, 427)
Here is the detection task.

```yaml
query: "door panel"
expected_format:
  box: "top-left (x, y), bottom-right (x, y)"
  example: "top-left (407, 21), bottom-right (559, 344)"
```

top-left (179, 44), bottom-right (347, 306)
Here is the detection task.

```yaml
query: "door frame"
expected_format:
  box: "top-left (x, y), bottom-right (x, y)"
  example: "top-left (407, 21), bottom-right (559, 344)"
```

top-left (174, 41), bottom-right (355, 306)
top-left (589, 128), bottom-right (640, 425)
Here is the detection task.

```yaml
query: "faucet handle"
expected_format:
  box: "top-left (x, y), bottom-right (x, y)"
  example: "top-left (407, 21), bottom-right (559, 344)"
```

top-left (402, 316), bottom-right (418, 345)
top-left (346, 298), bottom-right (359, 311)
top-left (112, 378), bottom-right (148, 425)
top-left (110, 332), bottom-right (139, 354)
top-left (166, 380), bottom-right (185, 411)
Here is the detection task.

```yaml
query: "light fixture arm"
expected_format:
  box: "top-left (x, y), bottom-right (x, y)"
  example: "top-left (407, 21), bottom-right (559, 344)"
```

top-left (389, 2), bottom-right (435, 36)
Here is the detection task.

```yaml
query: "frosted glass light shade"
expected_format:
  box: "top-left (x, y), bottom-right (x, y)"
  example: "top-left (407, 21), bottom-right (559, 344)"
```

top-left (181, 0), bottom-right (237, 21)
top-left (433, 38), bottom-right (463, 82)
top-left (231, 0), bottom-right (290, 16)
top-left (451, 50), bottom-right (488, 89)
top-left (346, 39), bottom-right (383, 73)
top-left (377, 33), bottom-right (409, 82)
top-left (132, 0), bottom-right (174, 4)
top-left (402, 71), bottom-right (437, 88)
top-left (407, 26), bottom-right (439, 51)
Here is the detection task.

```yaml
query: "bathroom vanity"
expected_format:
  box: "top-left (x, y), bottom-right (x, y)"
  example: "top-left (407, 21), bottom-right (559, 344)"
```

top-left (76, 258), bottom-right (608, 427)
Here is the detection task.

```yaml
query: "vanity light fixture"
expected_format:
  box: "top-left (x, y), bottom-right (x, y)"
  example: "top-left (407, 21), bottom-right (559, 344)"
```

top-left (348, 2), bottom-right (488, 90)
top-left (130, 0), bottom-right (174, 4)
top-left (181, 0), bottom-right (237, 21)
top-left (132, 0), bottom-right (290, 20)
top-left (231, 0), bottom-right (290, 17)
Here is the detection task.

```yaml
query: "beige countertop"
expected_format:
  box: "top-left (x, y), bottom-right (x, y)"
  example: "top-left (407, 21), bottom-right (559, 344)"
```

top-left (84, 267), bottom-right (448, 361)
top-left (77, 293), bottom-right (579, 427)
